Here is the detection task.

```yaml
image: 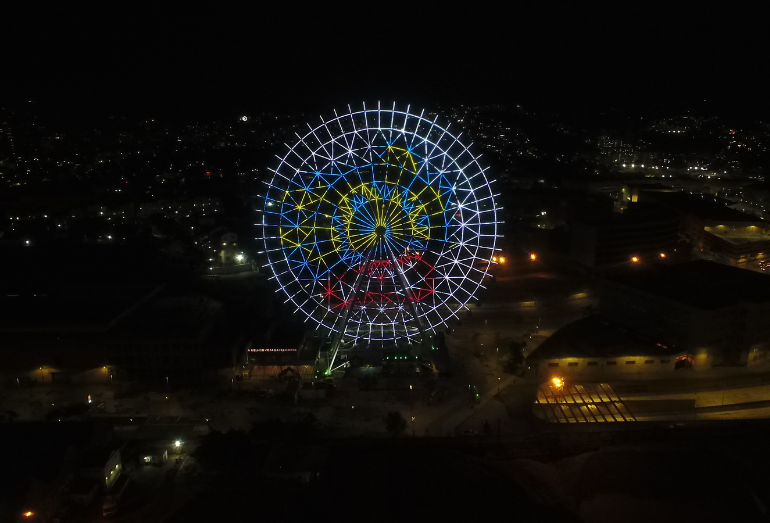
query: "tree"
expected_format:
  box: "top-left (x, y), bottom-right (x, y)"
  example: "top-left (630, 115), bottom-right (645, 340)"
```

top-left (383, 411), bottom-right (407, 438)
top-left (502, 341), bottom-right (526, 373)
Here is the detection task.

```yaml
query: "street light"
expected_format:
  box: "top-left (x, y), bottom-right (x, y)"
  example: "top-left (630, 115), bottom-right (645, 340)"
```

top-left (22, 511), bottom-right (34, 518)
top-left (631, 256), bottom-right (640, 263)
top-left (411, 416), bottom-right (415, 437)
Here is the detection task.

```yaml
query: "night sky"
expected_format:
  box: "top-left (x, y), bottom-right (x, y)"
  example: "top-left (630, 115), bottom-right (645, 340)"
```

top-left (3, 6), bottom-right (768, 119)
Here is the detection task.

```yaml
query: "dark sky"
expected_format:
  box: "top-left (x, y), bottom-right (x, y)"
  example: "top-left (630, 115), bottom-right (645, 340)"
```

top-left (3, 6), bottom-right (768, 119)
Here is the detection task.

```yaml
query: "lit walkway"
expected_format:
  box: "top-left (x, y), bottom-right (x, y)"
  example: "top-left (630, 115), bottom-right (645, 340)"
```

top-left (534, 382), bottom-right (636, 423)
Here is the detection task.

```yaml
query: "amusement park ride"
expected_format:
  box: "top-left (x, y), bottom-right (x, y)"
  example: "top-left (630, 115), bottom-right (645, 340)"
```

top-left (259, 103), bottom-right (501, 378)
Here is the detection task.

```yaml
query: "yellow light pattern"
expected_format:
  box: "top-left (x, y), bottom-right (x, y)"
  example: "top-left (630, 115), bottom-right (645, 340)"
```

top-left (278, 146), bottom-right (447, 268)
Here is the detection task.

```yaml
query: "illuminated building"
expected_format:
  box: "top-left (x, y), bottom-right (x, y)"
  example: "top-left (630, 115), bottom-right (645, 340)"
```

top-left (642, 191), bottom-right (767, 265)
top-left (567, 202), bottom-right (679, 270)
top-left (525, 315), bottom-right (687, 378)
top-left (244, 317), bottom-right (315, 380)
top-left (0, 284), bottom-right (240, 386)
top-left (601, 260), bottom-right (770, 368)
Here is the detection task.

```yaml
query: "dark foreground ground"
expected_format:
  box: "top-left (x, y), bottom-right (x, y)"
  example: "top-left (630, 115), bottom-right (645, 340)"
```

top-left (170, 434), bottom-right (769, 523)
top-left (4, 418), bottom-right (770, 523)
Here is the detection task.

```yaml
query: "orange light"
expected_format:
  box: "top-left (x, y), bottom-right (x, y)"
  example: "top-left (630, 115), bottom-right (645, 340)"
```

top-left (631, 256), bottom-right (640, 263)
top-left (23, 512), bottom-right (34, 518)
top-left (551, 376), bottom-right (564, 389)
top-left (530, 253), bottom-right (537, 261)
top-left (659, 252), bottom-right (666, 258)
top-left (499, 257), bottom-right (506, 263)
top-left (492, 256), bottom-right (498, 262)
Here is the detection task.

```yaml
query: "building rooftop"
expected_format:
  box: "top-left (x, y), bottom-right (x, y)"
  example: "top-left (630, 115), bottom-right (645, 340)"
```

top-left (625, 182), bottom-right (676, 192)
top-left (644, 191), bottom-right (759, 223)
top-left (253, 317), bottom-right (306, 349)
top-left (116, 295), bottom-right (223, 339)
top-left (527, 315), bottom-right (682, 360)
top-left (80, 446), bottom-right (118, 468)
top-left (0, 284), bottom-right (164, 332)
top-left (605, 260), bottom-right (770, 310)
top-left (577, 201), bottom-right (678, 227)
top-left (705, 223), bottom-right (770, 246)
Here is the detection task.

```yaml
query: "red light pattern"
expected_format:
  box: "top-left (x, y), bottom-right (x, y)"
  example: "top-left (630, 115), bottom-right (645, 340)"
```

top-left (323, 253), bottom-right (436, 310)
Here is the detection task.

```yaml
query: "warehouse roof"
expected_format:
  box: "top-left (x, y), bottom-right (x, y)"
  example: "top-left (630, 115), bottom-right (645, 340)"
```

top-left (527, 315), bottom-right (682, 360)
top-left (605, 260), bottom-right (770, 310)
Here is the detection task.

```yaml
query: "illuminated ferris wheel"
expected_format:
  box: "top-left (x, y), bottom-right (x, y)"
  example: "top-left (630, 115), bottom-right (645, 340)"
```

top-left (259, 103), bottom-right (500, 369)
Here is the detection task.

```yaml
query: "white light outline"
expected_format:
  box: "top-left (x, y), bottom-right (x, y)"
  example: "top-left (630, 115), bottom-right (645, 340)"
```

top-left (261, 103), bottom-right (499, 342)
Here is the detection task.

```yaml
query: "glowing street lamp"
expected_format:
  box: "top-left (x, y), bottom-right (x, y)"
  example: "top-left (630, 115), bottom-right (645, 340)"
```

top-left (23, 511), bottom-right (34, 518)
top-left (631, 256), bottom-right (640, 263)
top-left (659, 252), bottom-right (666, 258)
top-left (530, 253), bottom-right (537, 261)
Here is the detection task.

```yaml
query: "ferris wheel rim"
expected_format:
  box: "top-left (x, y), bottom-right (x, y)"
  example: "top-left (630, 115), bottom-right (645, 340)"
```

top-left (259, 103), bottom-right (500, 342)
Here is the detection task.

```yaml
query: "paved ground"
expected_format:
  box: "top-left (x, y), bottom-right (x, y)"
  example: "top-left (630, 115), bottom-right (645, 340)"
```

top-left (5, 267), bottom-right (770, 437)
